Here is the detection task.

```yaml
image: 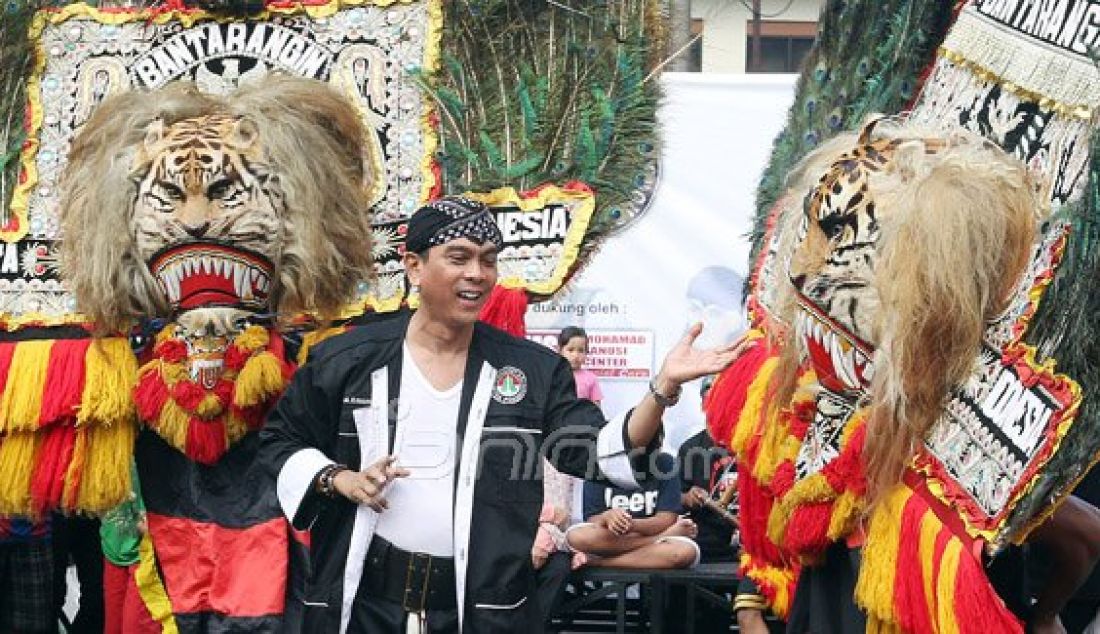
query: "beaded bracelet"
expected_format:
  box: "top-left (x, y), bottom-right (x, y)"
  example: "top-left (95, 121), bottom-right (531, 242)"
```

top-left (316, 463), bottom-right (348, 498)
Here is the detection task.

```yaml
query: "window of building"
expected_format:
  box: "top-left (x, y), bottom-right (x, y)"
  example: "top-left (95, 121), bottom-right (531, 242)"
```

top-left (745, 21), bottom-right (816, 73)
top-left (687, 18), bottom-right (704, 72)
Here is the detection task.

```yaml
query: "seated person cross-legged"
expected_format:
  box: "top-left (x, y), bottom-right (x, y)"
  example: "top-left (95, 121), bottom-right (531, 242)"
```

top-left (567, 452), bottom-right (700, 569)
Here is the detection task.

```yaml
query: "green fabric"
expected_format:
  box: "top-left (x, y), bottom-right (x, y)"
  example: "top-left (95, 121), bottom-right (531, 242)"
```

top-left (99, 462), bottom-right (144, 567)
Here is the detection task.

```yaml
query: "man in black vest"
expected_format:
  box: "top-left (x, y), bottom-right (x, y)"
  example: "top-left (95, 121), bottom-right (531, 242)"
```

top-left (260, 196), bottom-right (748, 633)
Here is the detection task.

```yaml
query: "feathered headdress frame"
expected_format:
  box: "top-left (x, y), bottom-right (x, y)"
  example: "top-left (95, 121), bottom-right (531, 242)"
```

top-left (411, 0), bottom-right (666, 265)
top-left (748, 0), bottom-right (1100, 527)
top-left (60, 74), bottom-right (376, 334)
top-left (0, 1), bottom-right (57, 230)
top-left (749, 1), bottom-right (962, 272)
top-left (1007, 124), bottom-right (1100, 530)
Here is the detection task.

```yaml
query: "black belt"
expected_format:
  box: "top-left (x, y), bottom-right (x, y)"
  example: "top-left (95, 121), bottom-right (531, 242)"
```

top-left (362, 535), bottom-right (457, 612)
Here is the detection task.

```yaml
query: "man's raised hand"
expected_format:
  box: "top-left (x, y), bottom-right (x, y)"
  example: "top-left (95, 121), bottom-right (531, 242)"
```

top-left (657, 323), bottom-right (755, 389)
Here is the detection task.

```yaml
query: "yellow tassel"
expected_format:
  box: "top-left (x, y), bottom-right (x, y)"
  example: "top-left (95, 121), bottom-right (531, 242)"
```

top-left (194, 393), bottom-right (225, 419)
top-left (298, 326), bottom-right (346, 364)
top-left (827, 489), bottom-right (864, 541)
top-left (0, 340), bottom-right (53, 432)
top-left (154, 324), bottom-right (178, 345)
top-left (854, 484), bottom-right (912, 625)
top-left (0, 433), bottom-right (39, 515)
top-left (841, 408), bottom-right (868, 443)
top-left (731, 356), bottom-right (778, 455)
top-left (158, 361), bottom-right (189, 384)
top-left (919, 510), bottom-right (941, 628)
top-left (79, 338), bottom-right (137, 427)
top-left (766, 472), bottom-right (834, 545)
top-left (765, 503), bottom-right (787, 552)
top-left (743, 560), bottom-right (795, 617)
top-left (751, 411), bottom-right (784, 483)
top-left (232, 325), bottom-right (269, 352)
top-left (225, 411), bottom-right (250, 446)
top-left (752, 373), bottom-right (814, 484)
top-left (935, 538), bottom-right (963, 634)
top-left (61, 430), bottom-right (87, 512)
top-left (867, 617), bottom-right (904, 634)
top-left (155, 399), bottom-right (190, 451)
top-left (76, 421), bottom-right (136, 513)
top-left (752, 408), bottom-right (791, 484)
top-left (233, 351), bottom-right (286, 408)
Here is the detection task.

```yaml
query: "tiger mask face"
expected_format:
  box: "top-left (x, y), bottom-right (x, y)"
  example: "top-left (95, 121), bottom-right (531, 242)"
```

top-left (132, 114), bottom-right (283, 264)
top-left (132, 114), bottom-right (280, 312)
top-left (789, 134), bottom-right (918, 343)
top-left (60, 76), bottom-right (377, 334)
top-left (781, 117), bottom-right (1036, 440)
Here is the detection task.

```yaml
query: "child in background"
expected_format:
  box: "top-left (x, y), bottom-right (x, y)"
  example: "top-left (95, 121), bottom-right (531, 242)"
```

top-left (532, 326), bottom-right (603, 621)
top-left (558, 326), bottom-right (603, 406)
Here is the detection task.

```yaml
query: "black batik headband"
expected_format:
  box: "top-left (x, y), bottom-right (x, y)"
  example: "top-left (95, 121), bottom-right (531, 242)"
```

top-left (405, 196), bottom-right (504, 254)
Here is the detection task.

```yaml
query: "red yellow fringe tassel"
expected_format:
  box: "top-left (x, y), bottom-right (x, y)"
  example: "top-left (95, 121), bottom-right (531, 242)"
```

top-left (705, 336), bottom-right (802, 617)
top-left (0, 336), bottom-right (136, 516)
top-left (766, 410), bottom-right (868, 558)
top-left (855, 484), bottom-right (1024, 634)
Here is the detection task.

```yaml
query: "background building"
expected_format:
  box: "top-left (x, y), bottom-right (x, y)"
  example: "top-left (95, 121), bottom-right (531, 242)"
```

top-left (676, 0), bottom-right (827, 73)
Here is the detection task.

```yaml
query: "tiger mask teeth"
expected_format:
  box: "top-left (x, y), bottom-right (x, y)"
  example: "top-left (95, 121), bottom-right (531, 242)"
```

top-left (797, 302), bottom-right (875, 394)
top-left (149, 242), bottom-right (275, 312)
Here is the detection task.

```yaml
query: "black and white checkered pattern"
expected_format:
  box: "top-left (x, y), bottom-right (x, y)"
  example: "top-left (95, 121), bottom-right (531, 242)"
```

top-left (406, 196), bottom-right (503, 254)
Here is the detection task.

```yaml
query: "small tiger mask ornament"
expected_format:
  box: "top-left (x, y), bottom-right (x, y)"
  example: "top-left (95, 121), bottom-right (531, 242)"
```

top-left (60, 74), bottom-right (375, 333)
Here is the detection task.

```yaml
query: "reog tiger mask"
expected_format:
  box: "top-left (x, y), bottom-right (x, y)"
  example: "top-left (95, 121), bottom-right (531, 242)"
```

top-left (776, 119), bottom-right (1037, 499)
top-left (59, 75), bottom-right (375, 332)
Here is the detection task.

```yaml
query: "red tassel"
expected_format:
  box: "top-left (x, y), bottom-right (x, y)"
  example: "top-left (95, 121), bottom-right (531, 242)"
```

top-left (156, 339), bottom-right (187, 363)
top-left (185, 417), bottom-right (226, 466)
top-left (783, 502), bottom-right (833, 554)
top-left (29, 425), bottom-right (77, 515)
top-left (822, 424), bottom-right (867, 494)
top-left (134, 370), bottom-right (170, 422)
top-left (953, 545), bottom-right (1024, 634)
top-left (771, 461), bottom-right (796, 498)
top-left (265, 331), bottom-right (294, 378)
top-left (172, 380), bottom-right (206, 412)
top-left (478, 286), bottom-right (528, 337)
top-left (788, 400), bottom-right (815, 438)
top-left (703, 341), bottom-right (769, 450)
top-left (230, 403), bottom-right (266, 431)
top-left (213, 379), bottom-right (234, 406)
top-left (38, 339), bottom-right (91, 427)
top-left (892, 494), bottom-right (934, 634)
top-left (224, 344), bottom-right (251, 372)
top-left (738, 467), bottom-right (785, 565)
top-left (0, 342), bottom-right (16, 395)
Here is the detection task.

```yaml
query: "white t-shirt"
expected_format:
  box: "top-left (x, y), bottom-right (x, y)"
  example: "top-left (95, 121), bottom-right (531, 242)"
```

top-left (372, 344), bottom-right (460, 556)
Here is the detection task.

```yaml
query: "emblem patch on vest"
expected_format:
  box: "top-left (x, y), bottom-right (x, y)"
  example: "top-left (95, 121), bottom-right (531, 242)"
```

top-left (493, 366), bottom-right (528, 404)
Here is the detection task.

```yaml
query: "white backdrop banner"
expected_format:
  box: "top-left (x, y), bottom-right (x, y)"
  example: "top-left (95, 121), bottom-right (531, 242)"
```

top-left (525, 72), bottom-right (797, 449)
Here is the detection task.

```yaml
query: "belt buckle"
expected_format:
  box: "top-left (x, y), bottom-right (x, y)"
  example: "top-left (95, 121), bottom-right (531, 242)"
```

top-left (403, 551), bottom-right (432, 614)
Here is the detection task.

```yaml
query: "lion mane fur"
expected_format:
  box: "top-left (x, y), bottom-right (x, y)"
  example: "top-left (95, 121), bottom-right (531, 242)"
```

top-left (60, 74), bottom-right (375, 333)
top-left (765, 118), bottom-right (1039, 505)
